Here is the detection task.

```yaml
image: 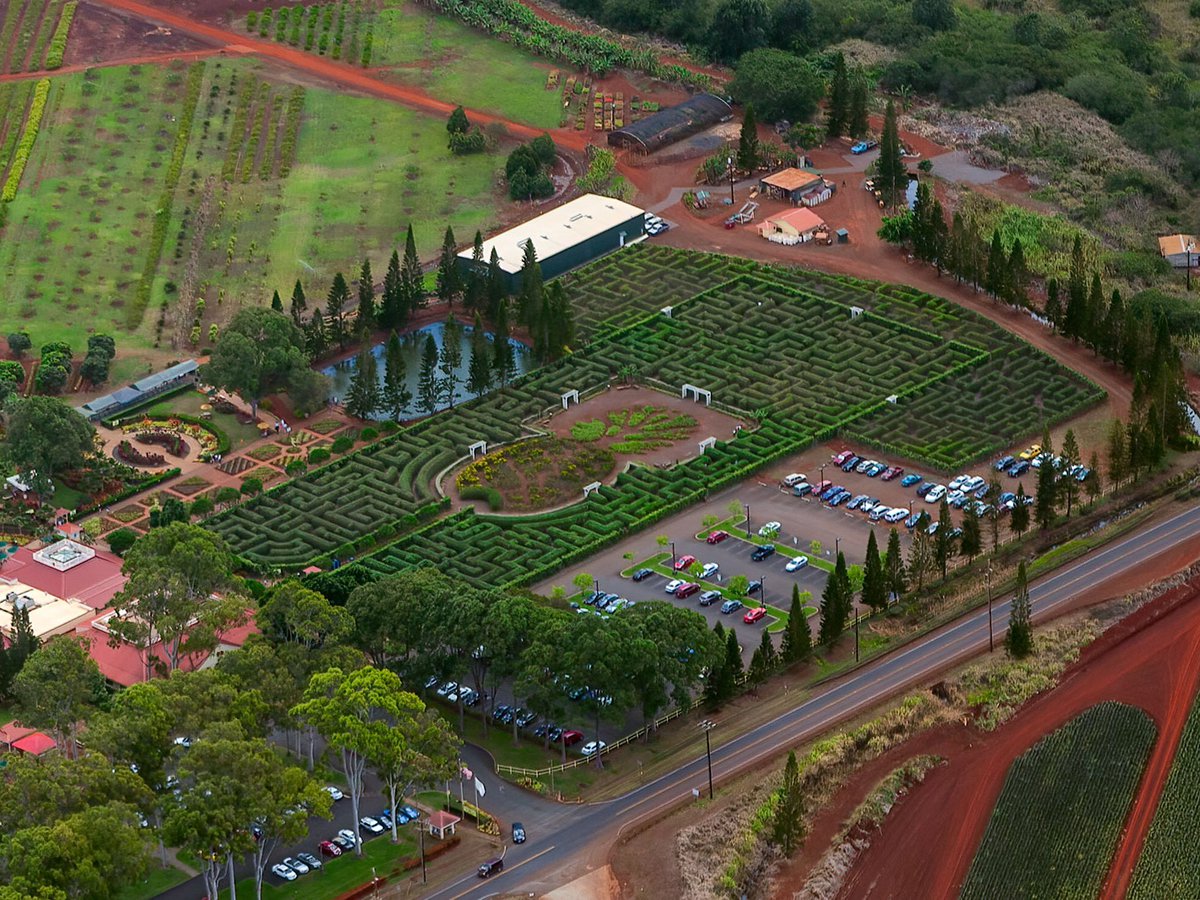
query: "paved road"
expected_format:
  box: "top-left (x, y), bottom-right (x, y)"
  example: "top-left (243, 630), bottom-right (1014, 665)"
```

top-left (426, 502), bottom-right (1200, 899)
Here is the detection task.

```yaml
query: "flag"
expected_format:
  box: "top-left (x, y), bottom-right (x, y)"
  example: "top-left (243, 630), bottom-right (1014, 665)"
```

top-left (475, 778), bottom-right (486, 798)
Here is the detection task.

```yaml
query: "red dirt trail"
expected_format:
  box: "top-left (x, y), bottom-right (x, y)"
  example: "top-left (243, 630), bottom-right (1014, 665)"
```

top-left (0, 46), bottom-right (229, 81)
top-left (83, 0), bottom-right (588, 148)
top-left (834, 574), bottom-right (1200, 900)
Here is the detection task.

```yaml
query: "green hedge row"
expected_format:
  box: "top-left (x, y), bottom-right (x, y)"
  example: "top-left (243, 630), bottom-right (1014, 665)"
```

top-left (1, 79), bottom-right (50, 202)
top-left (44, 1), bottom-right (76, 70)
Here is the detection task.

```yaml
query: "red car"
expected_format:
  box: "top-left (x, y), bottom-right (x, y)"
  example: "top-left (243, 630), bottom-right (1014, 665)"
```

top-left (811, 480), bottom-right (832, 496)
top-left (743, 607), bottom-right (767, 624)
top-left (881, 465), bottom-right (904, 481)
top-left (561, 730), bottom-right (584, 747)
top-left (706, 530), bottom-right (729, 545)
top-left (674, 554), bottom-right (697, 571)
top-left (832, 450), bottom-right (853, 465)
top-left (318, 840), bottom-right (343, 858)
top-left (675, 582), bottom-right (701, 599)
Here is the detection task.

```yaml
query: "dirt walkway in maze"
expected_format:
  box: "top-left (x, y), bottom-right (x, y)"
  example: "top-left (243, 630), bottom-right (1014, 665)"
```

top-left (0, 46), bottom-right (229, 81)
top-left (832, 570), bottom-right (1200, 900)
top-left (82, 0), bottom-right (589, 148)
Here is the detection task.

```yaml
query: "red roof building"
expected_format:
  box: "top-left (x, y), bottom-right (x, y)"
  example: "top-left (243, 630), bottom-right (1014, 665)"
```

top-left (12, 731), bottom-right (56, 757)
top-left (0, 721), bottom-right (35, 751)
top-left (0, 541), bottom-right (127, 611)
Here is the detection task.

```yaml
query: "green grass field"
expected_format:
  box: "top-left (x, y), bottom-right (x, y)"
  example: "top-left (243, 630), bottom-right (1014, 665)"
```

top-left (0, 63), bottom-right (194, 350)
top-left (370, 2), bottom-right (564, 129)
top-left (114, 864), bottom-right (189, 900)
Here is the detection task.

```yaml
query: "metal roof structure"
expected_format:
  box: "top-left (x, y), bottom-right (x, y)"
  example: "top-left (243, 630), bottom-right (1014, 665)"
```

top-left (608, 94), bottom-right (733, 153)
top-left (77, 359), bottom-right (198, 420)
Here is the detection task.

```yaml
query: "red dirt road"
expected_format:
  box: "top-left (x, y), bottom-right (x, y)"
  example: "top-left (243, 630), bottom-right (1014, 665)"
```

top-left (0, 47), bottom-right (228, 81)
top-left (83, 0), bottom-right (588, 148)
top-left (834, 574), bottom-right (1200, 900)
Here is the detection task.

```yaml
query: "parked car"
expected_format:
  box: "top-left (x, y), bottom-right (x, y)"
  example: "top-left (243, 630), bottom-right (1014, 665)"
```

top-left (785, 555), bottom-right (809, 572)
top-left (700, 562), bottom-right (720, 579)
top-left (435, 681), bottom-right (456, 698)
top-left (884, 507), bottom-right (908, 523)
top-left (926, 485), bottom-right (947, 503)
top-left (699, 589), bottom-right (722, 606)
top-left (869, 506), bottom-right (889, 522)
top-left (860, 497), bottom-right (878, 513)
top-left (865, 462), bottom-right (886, 477)
top-left (402, 805), bottom-right (421, 821)
top-left (900, 473), bottom-right (922, 487)
top-left (706, 530), bottom-right (730, 544)
top-left (272, 863), bottom-right (298, 882)
top-left (751, 544), bottom-right (776, 561)
top-left (297, 852), bottom-right (323, 871)
top-left (336, 828), bottom-right (359, 848)
top-left (856, 458), bottom-right (875, 474)
top-left (915, 480), bottom-right (935, 495)
top-left (720, 599), bottom-right (744, 614)
top-left (581, 740), bottom-right (607, 756)
top-left (851, 139), bottom-right (878, 154)
top-left (758, 521), bottom-right (782, 536)
top-left (674, 554), bottom-right (697, 571)
top-left (974, 484), bottom-right (991, 500)
top-left (948, 475), bottom-right (967, 490)
top-left (962, 476), bottom-right (985, 492)
top-left (744, 607), bottom-right (767, 624)
top-left (747, 579), bottom-right (763, 594)
top-left (842, 455), bottom-right (861, 472)
top-left (1008, 460), bottom-right (1031, 477)
top-left (318, 840), bottom-right (343, 858)
top-left (1018, 444), bottom-right (1042, 460)
top-left (998, 491), bottom-right (1016, 510)
top-left (492, 704), bottom-right (512, 723)
top-left (675, 582), bottom-right (701, 599)
top-left (632, 568), bottom-right (654, 581)
top-left (561, 730), bottom-right (584, 746)
top-left (664, 579), bottom-right (685, 593)
top-left (881, 465), bottom-right (904, 480)
top-left (832, 450), bottom-right (853, 465)
top-left (847, 494), bottom-right (868, 511)
top-left (811, 480), bottom-right (832, 496)
top-left (994, 455), bottom-right (1015, 471)
top-left (1074, 466), bottom-right (1090, 482)
top-left (792, 482), bottom-right (814, 497)
top-left (782, 473), bottom-right (807, 487)
top-left (324, 785), bottom-right (344, 801)
top-left (512, 822), bottom-right (526, 844)
top-left (830, 491), bottom-right (851, 506)
top-left (905, 512), bottom-right (923, 529)
top-left (516, 709), bottom-right (536, 728)
top-left (359, 817), bottom-right (384, 835)
top-left (283, 856), bottom-right (309, 875)
top-left (460, 687), bottom-right (481, 706)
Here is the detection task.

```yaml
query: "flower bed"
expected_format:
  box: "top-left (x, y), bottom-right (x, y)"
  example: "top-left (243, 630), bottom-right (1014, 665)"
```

top-left (570, 405), bottom-right (698, 454)
top-left (123, 415), bottom-right (222, 459)
top-left (455, 437), bottom-right (614, 512)
top-left (116, 441), bottom-right (166, 467)
top-left (136, 430), bottom-right (188, 457)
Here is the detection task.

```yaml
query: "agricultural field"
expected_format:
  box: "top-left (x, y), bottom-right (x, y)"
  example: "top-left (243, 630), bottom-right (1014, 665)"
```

top-left (0, 62), bottom-right (201, 349)
top-left (961, 702), bottom-right (1156, 900)
top-left (208, 244), bottom-right (1102, 579)
top-left (1129, 689), bottom-right (1200, 898)
top-left (0, 0), bottom-right (75, 74)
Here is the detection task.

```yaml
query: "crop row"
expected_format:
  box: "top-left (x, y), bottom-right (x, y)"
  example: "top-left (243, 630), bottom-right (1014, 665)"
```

top-left (248, 2), bottom-right (375, 65)
top-left (1128, 687), bottom-right (1200, 897)
top-left (961, 702), bottom-right (1156, 900)
top-left (43, 0), bottom-right (75, 70)
top-left (0, 82), bottom-right (33, 187)
top-left (1, 78), bottom-right (50, 202)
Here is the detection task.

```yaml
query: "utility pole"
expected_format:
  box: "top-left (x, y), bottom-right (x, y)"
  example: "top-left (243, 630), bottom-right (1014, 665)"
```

top-left (670, 540), bottom-right (677, 573)
top-left (854, 604), bottom-right (860, 662)
top-left (700, 719), bottom-right (716, 799)
top-left (727, 156), bottom-right (735, 206)
top-left (986, 564), bottom-right (994, 652)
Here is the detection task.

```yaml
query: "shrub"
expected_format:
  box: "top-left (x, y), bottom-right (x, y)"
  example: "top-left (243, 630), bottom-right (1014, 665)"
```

top-left (308, 447), bottom-right (331, 464)
top-left (331, 435), bottom-right (354, 454)
top-left (189, 496), bottom-right (214, 518)
top-left (284, 459), bottom-right (307, 475)
top-left (460, 485), bottom-right (504, 511)
top-left (3, 79), bottom-right (51, 202)
top-left (359, 426), bottom-right (379, 442)
top-left (240, 476), bottom-right (264, 496)
top-left (106, 527), bottom-right (138, 556)
top-left (45, 2), bottom-right (77, 70)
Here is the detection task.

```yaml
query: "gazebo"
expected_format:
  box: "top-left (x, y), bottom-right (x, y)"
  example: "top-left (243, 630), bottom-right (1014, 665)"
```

top-left (427, 810), bottom-right (461, 839)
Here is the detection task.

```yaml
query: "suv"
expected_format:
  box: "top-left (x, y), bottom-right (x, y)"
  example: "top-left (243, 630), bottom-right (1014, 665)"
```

top-left (720, 599), bottom-right (744, 614)
top-left (478, 858), bottom-right (505, 878)
top-left (699, 589), bottom-right (722, 606)
top-left (792, 482), bottom-right (813, 497)
top-left (560, 730), bottom-right (584, 746)
top-left (782, 473), bottom-right (806, 487)
top-left (750, 544), bottom-right (776, 561)
top-left (675, 582), bottom-right (701, 599)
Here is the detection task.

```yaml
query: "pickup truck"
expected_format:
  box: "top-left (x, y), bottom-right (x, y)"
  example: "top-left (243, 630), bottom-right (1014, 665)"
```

top-left (850, 139), bottom-right (878, 154)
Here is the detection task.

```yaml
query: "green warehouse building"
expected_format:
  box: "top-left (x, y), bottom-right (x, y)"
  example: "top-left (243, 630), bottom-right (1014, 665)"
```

top-left (457, 193), bottom-right (645, 292)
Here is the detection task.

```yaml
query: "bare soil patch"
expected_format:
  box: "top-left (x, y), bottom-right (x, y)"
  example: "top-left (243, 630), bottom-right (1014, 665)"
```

top-left (68, 1), bottom-right (213, 64)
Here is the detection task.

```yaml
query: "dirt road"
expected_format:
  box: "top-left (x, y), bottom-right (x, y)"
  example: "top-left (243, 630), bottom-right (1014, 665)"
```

top-left (0, 46), bottom-right (229, 81)
top-left (82, 0), bottom-right (588, 148)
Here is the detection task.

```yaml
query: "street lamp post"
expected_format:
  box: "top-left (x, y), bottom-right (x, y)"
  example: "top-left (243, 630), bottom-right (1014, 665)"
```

top-left (700, 719), bottom-right (717, 799)
top-left (593, 577), bottom-right (599, 597)
top-left (835, 537), bottom-right (841, 559)
top-left (986, 564), bottom-right (994, 652)
top-left (820, 464), bottom-right (826, 489)
top-left (760, 575), bottom-right (766, 606)
top-left (671, 540), bottom-right (677, 573)
top-left (727, 157), bottom-right (735, 206)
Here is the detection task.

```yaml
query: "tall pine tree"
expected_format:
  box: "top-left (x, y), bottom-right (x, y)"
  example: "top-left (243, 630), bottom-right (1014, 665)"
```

top-left (737, 104), bottom-right (761, 173)
top-left (1044, 278), bottom-right (1062, 328)
top-left (270, 289), bottom-right (283, 312)
top-left (381, 331), bottom-right (412, 421)
top-left (492, 300), bottom-right (515, 386)
top-left (780, 584), bottom-right (812, 663)
top-left (466, 313), bottom-right (492, 399)
top-left (486, 247), bottom-right (506, 322)
top-left (356, 258), bottom-right (375, 334)
top-left (884, 527), bottom-right (906, 601)
top-left (290, 279), bottom-right (307, 327)
top-left (861, 530), bottom-right (886, 612)
top-left (1011, 483), bottom-right (1030, 536)
top-left (1064, 235), bottom-right (1087, 340)
top-left (438, 315), bottom-right (463, 407)
top-left (771, 751), bottom-right (805, 856)
top-left (1035, 453), bottom-right (1058, 530)
top-left (517, 239), bottom-right (544, 326)
top-left (1008, 238), bottom-right (1028, 307)
top-left (1006, 561), bottom-right (1033, 658)
top-left (826, 52), bottom-right (849, 138)
top-left (401, 224), bottom-right (425, 312)
top-left (436, 226), bottom-right (462, 308)
top-left (344, 346), bottom-right (380, 419)
top-left (848, 74), bottom-right (869, 138)
top-left (876, 100), bottom-right (905, 211)
top-left (416, 332), bottom-right (440, 415)
top-left (380, 248), bottom-right (404, 329)
top-left (464, 230), bottom-right (486, 313)
top-left (325, 272), bottom-right (350, 350)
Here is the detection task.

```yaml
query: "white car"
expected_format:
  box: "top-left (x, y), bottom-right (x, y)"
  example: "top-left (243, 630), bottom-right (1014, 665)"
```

top-left (785, 556), bottom-right (809, 572)
top-left (338, 828), bottom-right (359, 847)
top-left (925, 485), bottom-right (946, 503)
top-left (884, 508), bottom-right (908, 523)
top-left (359, 816), bottom-right (385, 834)
top-left (271, 863), bottom-right (297, 882)
top-left (782, 473), bottom-right (806, 487)
top-left (758, 521), bottom-right (782, 536)
top-left (859, 498), bottom-right (877, 513)
top-left (948, 474), bottom-right (968, 490)
top-left (963, 475), bottom-right (985, 492)
top-left (700, 562), bottom-right (719, 579)
top-left (283, 856), bottom-right (309, 875)
top-left (664, 578), bottom-right (684, 593)
top-left (435, 681), bottom-right (456, 698)
top-left (581, 740), bottom-right (607, 756)
top-left (324, 785), bottom-right (344, 801)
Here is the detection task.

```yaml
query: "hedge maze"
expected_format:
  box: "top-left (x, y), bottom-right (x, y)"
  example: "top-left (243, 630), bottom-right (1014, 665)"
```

top-left (215, 244), bottom-right (1103, 580)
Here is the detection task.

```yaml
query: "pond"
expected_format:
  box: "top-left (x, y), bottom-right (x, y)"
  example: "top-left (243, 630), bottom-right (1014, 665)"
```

top-left (320, 321), bottom-right (533, 418)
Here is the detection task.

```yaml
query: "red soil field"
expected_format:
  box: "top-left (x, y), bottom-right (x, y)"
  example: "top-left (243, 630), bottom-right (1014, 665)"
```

top-left (827, 570), bottom-right (1200, 900)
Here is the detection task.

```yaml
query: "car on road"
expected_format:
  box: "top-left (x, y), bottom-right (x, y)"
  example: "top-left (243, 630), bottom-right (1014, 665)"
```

top-left (561, 730), bottom-right (584, 746)
top-left (699, 589), bottom-right (722, 606)
top-left (743, 607), bottom-right (767, 624)
top-left (783, 473), bottom-right (807, 486)
top-left (632, 568), bottom-right (654, 581)
top-left (700, 562), bottom-right (720, 579)
top-left (324, 785), bottom-right (344, 801)
top-left (758, 521), bottom-right (782, 536)
top-left (664, 578), bottom-right (685, 593)
top-left (298, 852), bottom-right (322, 871)
top-left (900, 473), bottom-right (922, 487)
top-left (319, 840), bottom-right (343, 858)
top-left (750, 544), bottom-right (776, 561)
top-left (706, 530), bottom-right (730, 544)
top-left (512, 822), bottom-right (526, 844)
top-left (359, 816), bottom-right (385, 835)
top-left (478, 858), bottom-right (505, 878)
top-left (283, 856), bottom-right (309, 875)
top-left (851, 139), bottom-right (878, 154)
top-left (272, 863), bottom-right (298, 882)
top-left (674, 554), bottom-right (697, 571)
top-left (926, 485), bottom-right (947, 503)
top-left (720, 599), bottom-right (744, 614)
top-left (675, 582), bottom-right (701, 599)
top-left (581, 740), bottom-right (607, 756)
top-left (785, 555), bottom-right (809, 572)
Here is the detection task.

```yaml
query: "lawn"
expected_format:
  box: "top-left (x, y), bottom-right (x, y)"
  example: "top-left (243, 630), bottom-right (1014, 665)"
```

top-left (216, 833), bottom-right (417, 899)
top-left (372, 2), bottom-right (564, 129)
top-left (0, 62), bottom-right (196, 350)
top-left (961, 702), bottom-right (1156, 900)
top-left (145, 389), bottom-right (264, 452)
top-left (115, 863), bottom-right (189, 900)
